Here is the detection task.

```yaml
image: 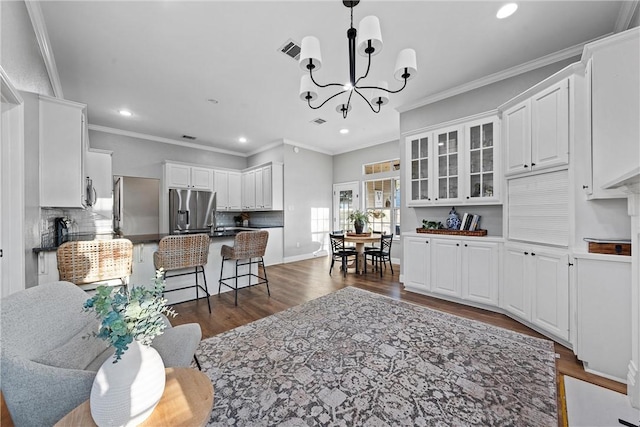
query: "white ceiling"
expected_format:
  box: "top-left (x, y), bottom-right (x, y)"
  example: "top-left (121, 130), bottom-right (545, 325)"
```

top-left (37, 1), bottom-right (629, 156)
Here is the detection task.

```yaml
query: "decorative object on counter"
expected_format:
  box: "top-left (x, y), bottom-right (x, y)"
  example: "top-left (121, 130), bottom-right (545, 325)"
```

top-left (233, 215), bottom-right (243, 226)
top-left (421, 220), bottom-right (443, 230)
top-left (459, 212), bottom-right (482, 231)
top-left (445, 207), bottom-right (461, 230)
top-left (83, 270), bottom-right (175, 427)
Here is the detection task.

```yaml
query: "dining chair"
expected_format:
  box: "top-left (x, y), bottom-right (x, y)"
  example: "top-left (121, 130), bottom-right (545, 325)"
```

top-left (329, 233), bottom-right (357, 278)
top-left (364, 234), bottom-right (394, 277)
top-left (218, 230), bottom-right (270, 306)
top-left (154, 234), bottom-right (211, 313)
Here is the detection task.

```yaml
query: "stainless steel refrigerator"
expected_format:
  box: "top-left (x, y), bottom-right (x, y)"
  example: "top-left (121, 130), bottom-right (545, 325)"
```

top-left (114, 176), bottom-right (161, 235)
top-left (169, 189), bottom-right (216, 234)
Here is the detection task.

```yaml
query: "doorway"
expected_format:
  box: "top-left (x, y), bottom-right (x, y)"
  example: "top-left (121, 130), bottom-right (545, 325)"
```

top-left (1, 68), bottom-right (26, 297)
top-left (333, 181), bottom-right (360, 233)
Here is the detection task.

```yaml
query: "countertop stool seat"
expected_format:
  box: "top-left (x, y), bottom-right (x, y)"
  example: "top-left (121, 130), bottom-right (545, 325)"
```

top-left (219, 230), bottom-right (270, 306)
top-left (56, 239), bottom-right (133, 288)
top-left (154, 234), bottom-right (211, 313)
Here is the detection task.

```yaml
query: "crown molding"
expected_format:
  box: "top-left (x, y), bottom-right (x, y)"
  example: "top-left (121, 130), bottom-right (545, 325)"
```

top-left (1, 66), bottom-right (24, 105)
top-left (282, 138), bottom-right (334, 156)
top-left (397, 37), bottom-right (604, 113)
top-left (614, 0), bottom-right (639, 33)
top-left (245, 140), bottom-right (285, 158)
top-left (332, 135), bottom-right (399, 156)
top-left (87, 124), bottom-right (248, 157)
top-left (24, 1), bottom-right (64, 99)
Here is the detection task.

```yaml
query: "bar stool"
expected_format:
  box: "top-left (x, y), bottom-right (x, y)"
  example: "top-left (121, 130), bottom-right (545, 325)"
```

top-left (218, 230), bottom-right (270, 306)
top-left (56, 239), bottom-right (133, 287)
top-left (154, 233), bottom-right (211, 313)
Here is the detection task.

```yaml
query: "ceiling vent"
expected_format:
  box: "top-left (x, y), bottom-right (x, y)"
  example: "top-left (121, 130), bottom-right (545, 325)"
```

top-left (182, 134), bottom-right (196, 140)
top-left (310, 118), bottom-right (326, 125)
top-left (279, 39), bottom-right (301, 61)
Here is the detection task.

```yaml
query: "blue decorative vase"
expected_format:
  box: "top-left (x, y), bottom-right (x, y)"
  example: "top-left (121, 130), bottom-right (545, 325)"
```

top-left (446, 207), bottom-right (461, 230)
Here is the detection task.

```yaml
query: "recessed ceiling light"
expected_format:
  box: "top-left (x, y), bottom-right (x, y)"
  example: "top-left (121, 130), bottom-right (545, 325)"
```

top-left (339, 128), bottom-right (349, 135)
top-left (118, 109), bottom-right (132, 117)
top-left (496, 3), bottom-right (518, 19)
top-left (238, 137), bottom-right (247, 143)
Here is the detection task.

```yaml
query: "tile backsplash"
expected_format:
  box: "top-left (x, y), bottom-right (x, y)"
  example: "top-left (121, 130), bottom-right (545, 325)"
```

top-left (41, 208), bottom-right (113, 247)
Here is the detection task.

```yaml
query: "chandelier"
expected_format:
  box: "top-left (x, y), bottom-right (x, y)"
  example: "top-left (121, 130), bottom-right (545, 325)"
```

top-left (298, 0), bottom-right (417, 119)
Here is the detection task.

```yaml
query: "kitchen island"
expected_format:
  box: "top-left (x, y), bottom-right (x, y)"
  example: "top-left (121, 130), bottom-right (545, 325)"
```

top-left (33, 226), bottom-right (284, 305)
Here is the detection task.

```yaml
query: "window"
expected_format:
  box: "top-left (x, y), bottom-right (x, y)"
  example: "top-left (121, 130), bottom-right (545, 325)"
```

top-left (363, 160), bottom-right (400, 236)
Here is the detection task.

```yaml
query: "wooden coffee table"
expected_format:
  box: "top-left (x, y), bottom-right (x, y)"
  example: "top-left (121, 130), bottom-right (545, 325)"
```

top-left (55, 367), bottom-right (213, 427)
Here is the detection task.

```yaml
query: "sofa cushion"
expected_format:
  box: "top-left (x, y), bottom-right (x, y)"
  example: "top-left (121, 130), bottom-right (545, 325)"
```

top-left (33, 322), bottom-right (109, 370)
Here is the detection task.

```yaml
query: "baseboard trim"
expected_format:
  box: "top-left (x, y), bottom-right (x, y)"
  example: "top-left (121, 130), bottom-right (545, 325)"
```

top-left (284, 252), bottom-right (327, 264)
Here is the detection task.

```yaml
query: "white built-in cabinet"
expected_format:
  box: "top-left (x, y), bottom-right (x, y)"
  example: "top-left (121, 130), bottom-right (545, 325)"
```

top-left (241, 163), bottom-right (284, 211)
top-left (503, 79), bottom-right (569, 177)
top-left (39, 95), bottom-right (87, 208)
top-left (403, 234), bottom-right (500, 308)
top-left (214, 170), bottom-right (242, 211)
top-left (581, 28), bottom-right (639, 199)
top-left (502, 243), bottom-right (570, 342)
top-left (166, 163), bottom-right (214, 191)
top-left (406, 113), bottom-right (500, 206)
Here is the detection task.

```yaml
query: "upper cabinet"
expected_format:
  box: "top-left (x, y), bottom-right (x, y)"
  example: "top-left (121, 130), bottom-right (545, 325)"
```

top-left (39, 95), bottom-right (87, 208)
top-left (582, 28), bottom-right (639, 199)
top-left (503, 79), bottom-right (569, 178)
top-left (406, 114), bottom-right (500, 206)
top-left (214, 170), bottom-right (242, 211)
top-left (166, 163), bottom-right (213, 191)
top-left (241, 163), bottom-right (284, 211)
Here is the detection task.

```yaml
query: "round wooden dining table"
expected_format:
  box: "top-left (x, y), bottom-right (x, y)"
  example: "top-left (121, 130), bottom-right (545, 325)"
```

top-left (343, 234), bottom-right (381, 274)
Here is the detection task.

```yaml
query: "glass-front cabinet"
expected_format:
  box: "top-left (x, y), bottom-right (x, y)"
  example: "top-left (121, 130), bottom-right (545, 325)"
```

top-left (406, 113), bottom-right (500, 206)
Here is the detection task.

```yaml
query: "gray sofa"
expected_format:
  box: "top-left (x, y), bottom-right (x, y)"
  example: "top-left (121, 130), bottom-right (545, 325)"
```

top-left (0, 281), bottom-right (202, 426)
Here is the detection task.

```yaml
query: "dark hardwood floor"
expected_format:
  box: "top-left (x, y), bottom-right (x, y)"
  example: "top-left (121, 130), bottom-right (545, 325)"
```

top-left (171, 256), bottom-right (626, 426)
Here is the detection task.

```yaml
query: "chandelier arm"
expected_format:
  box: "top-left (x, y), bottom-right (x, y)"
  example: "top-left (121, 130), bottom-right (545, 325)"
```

top-left (307, 89), bottom-right (348, 110)
top-left (308, 68), bottom-right (345, 90)
top-left (354, 52), bottom-right (373, 87)
top-left (354, 88), bottom-right (381, 114)
top-left (357, 76), bottom-right (408, 94)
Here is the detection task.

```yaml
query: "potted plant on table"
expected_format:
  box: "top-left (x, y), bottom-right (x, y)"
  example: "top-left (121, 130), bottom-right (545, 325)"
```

top-left (348, 210), bottom-right (371, 234)
top-left (83, 270), bottom-right (176, 427)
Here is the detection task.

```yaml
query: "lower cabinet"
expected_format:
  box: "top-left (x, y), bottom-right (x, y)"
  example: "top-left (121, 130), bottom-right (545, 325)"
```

top-left (502, 243), bottom-right (570, 341)
top-left (403, 235), bottom-right (500, 307)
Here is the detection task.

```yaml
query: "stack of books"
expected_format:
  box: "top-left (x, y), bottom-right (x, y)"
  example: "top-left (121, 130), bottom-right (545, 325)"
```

top-left (459, 213), bottom-right (481, 231)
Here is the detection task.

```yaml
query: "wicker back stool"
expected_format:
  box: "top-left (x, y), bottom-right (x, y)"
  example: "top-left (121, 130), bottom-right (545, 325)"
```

top-left (56, 239), bottom-right (133, 286)
top-left (154, 234), bottom-right (211, 313)
top-left (218, 230), bottom-right (270, 306)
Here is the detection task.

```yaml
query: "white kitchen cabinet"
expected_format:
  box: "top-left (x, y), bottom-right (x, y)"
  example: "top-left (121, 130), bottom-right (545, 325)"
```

top-left (242, 170), bottom-right (256, 210)
top-left (503, 79), bottom-right (569, 177)
top-left (129, 243), bottom-right (159, 289)
top-left (37, 251), bottom-right (59, 285)
top-left (575, 255), bottom-right (631, 381)
top-left (407, 114), bottom-right (500, 206)
top-left (166, 163), bottom-right (213, 190)
top-left (402, 235), bottom-right (431, 292)
top-left (582, 28), bottom-right (639, 199)
top-left (502, 243), bottom-right (569, 341)
top-left (255, 168), bottom-right (264, 209)
top-left (431, 238), bottom-right (462, 297)
top-left (461, 240), bottom-right (500, 306)
top-left (214, 170), bottom-right (242, 211)
top-left (39, 95), bottom-right (87, 208)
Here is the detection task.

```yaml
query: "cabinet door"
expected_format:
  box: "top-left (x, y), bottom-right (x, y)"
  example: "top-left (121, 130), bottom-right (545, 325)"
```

top-left (190, 166), bottom-right (213, 190)
top-left (402, 236), bottom-right (430, 292)
top-left (434, 127), bottom-right (462, 204)
top-left (461, 240), bottom-right (499, 306)
top-left (503, 99), bottom-right (531, 177)
top-left (166, 163), bottom-right (191, 189)
top-left (407, 133), bottom-right (432, 204)
top-left (40, 97), bottom-right (85, 207)
top-left (465, 118), bottom-right (499, 202)
top-left (531, 79), bottom-right (569, 172)
top-left (431, 238), bottom-right (462, 297)
top-left (214, 170), bottom-right (229, 209)
top-left (255, 168), bottom-right (264, 209)
top-left (227, 172), bottom-right (242, 210)
top-left (530, 249), bottom-right (569, 341)
top-left (502, 245), bottom-right (529, 320)
top-left (262, 166), bottom-right (272, 209)
top-left (242, 170), bottom-right (256, 210)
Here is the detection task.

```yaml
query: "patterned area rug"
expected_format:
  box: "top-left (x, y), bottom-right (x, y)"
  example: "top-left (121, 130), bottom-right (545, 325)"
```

top-left (196, 287), bottom-right (557, 426)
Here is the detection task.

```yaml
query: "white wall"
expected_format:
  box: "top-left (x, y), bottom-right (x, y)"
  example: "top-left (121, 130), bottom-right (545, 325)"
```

top-left (89, 130), bottom-right (247, 179)
top-left (283, 142), bottom-right (333, 260)
top-left (247, 142), bottom-right (284, 167)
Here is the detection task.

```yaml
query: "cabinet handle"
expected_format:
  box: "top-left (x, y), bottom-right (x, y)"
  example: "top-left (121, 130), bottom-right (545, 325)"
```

top-left (524, 251), bottom-right (529, 255)
top-left (582, 185), bottom-right (589, 189)
top-left (425, 241), bottom-right (429, 244)
top-left (456, 243), bottom-right (459, 246)
top-left (466, 196), bottom-right (470, 199)
top-left (531, 162), bottom-right (536, 166)
top-left (523, 164), bottom-right (529, 168)
top-left (435, 198), bottom-right (438, 200)
top-left (531, 252), bottom-right (535, 256)
top-left (427, 198), bottom-right (431, 201)
top-left (464, 244), bottom-right (468, 247)
top-left (568, 262), bottom-right (574, 266)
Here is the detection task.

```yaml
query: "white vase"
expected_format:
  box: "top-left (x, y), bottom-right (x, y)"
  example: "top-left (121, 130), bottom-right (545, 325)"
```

top-left (90, 340), bottom-right (166, 427)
